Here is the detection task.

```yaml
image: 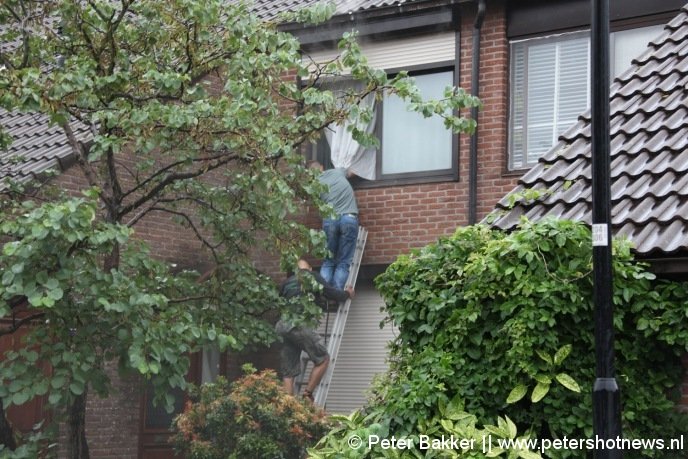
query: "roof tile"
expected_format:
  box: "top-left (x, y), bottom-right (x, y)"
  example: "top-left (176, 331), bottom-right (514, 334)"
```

top-left (491, 4), bottom-right (688, 257)
top-left (0, 108), bottom-right (90, 190)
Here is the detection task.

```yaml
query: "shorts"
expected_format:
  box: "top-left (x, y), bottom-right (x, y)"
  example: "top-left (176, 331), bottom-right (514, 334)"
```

top-left (278, 325), bottom-right (329, 378)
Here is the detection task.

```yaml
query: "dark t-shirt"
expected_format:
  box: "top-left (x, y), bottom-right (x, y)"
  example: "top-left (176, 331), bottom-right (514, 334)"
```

top-left (276, 269), bottom-right (349, 333)
top-left (280, 269), bottom-right (349, 304)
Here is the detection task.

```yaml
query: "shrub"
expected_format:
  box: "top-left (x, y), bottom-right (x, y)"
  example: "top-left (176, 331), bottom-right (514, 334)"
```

top-left (373, 218), bottom-right (688, 458)
top-left (309, 396), bottom-right (543, 459)
top-left (172, 366), bottom-right (331, 459)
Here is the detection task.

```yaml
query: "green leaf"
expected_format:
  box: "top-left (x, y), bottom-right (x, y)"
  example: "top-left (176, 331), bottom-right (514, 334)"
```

top-left (518, 450), bottom-right (542, 459)
top-left (12, 392), bottom-right (30, 406)
top-left (531, 382), bottom-right (550, 403)
top-left (535, 350), bottom-right (552, 366)
top-left (555, 373), bottom-right (581, 393)
top-left (533, 374), bottom-right (551, 385)
top-left (48, 392), bottom-right (62, 405)
top-left (51, 375), bottom-right (67, 389)
top-left (506, 384), bottom-right (528, 404)
top-left (48, 287), bottom-right (64, 301)
top-left (553, 344), bottom-right (572, 366)
top-left (34, 380), bottom-right (50, 396)
top-left (70, 381), bottom-right (85, 396)
top-left (486, 447), bottom-right (505, 457)
top-left (505, 416), bottom-right (517, 439)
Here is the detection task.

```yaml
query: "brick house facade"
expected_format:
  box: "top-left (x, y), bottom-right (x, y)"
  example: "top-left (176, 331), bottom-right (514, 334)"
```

top-left (2, 0), bottom-right (687, 457)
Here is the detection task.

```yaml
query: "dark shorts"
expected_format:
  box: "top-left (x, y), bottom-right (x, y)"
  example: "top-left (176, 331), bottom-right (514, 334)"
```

top-left (278, 325), bottom-right (329, 378)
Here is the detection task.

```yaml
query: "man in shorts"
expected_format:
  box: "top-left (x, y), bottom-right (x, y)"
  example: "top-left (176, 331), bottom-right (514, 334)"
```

top-left (276, 259), bottom-right (354, 401)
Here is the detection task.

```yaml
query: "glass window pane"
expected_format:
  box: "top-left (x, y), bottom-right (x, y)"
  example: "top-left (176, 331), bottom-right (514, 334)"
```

top-left (612, 25), bottom-right (664, 77)
top-left (381, 71), bottom-right (453, 175)
top-left (509, 32), bottom-right (589, 169)
top-left (202, 345), bottom-right (221, 384)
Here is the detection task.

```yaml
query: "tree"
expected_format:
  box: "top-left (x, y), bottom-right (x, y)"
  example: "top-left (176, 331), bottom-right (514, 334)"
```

top-left (0, 0), bottom-right (479, 456)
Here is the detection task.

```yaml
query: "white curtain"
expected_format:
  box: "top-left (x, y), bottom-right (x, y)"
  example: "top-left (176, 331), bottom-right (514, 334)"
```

top-left (324, 88), bottom-right (378, 180)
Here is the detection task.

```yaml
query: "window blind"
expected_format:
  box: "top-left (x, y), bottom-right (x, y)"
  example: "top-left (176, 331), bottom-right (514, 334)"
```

top-left (510, 33), bottom-right (589, 169)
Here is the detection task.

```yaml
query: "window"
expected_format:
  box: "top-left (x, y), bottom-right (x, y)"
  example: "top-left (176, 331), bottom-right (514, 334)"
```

top-left (379, 69), bottom-right (455, 178)
top-left (311, 67), bottom-right (457, 185)
top-left (509, 32), bottom-right (590, 170)
top-left (508, 24), bottom-right (664, 170)
top-left (611, 25), bottom-right (664, 78)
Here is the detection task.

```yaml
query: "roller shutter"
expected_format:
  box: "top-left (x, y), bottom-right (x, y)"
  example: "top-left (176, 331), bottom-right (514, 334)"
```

top-left (305, 31), bottom-right (455, 72)
top-left (325, 280), bottom-right (396, 414)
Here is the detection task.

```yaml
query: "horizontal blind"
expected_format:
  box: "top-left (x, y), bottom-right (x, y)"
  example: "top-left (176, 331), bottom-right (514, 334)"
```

top-left (509, 32), bottom-right (589, 169)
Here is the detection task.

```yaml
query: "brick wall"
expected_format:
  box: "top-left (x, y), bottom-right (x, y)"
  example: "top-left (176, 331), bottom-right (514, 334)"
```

top-left (356, 0), bottom-right (518, 266)
top-left (73, 364), bottom-right (140, 459)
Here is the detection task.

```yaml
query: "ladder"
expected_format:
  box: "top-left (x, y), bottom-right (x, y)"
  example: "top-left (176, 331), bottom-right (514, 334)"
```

top-left (295, 226), bottom-right (368, 406)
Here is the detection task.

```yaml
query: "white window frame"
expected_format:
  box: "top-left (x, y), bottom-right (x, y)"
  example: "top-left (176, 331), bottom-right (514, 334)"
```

top-left (508, 24), bottom-right (665, 171)
top-left (508, 31), bottom-right (591, 171)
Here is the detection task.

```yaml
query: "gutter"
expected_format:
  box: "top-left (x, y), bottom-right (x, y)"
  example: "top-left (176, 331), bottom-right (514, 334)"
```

top-left (468, 0), bottom-right (485, 225)
top-left (286, 0), bottom-right (475, 46)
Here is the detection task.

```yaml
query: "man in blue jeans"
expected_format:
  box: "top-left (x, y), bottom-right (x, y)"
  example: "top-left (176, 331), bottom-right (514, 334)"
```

top-left (309, 161), bottom-right (359, 291)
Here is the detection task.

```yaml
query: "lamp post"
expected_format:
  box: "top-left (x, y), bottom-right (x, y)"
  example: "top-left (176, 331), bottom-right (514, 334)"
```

top-left (590, 0), bottom-right (622, 457)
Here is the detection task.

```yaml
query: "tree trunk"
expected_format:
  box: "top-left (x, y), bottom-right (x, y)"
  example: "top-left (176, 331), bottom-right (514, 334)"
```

top-left (0, 399), bottom-right (17, 450)
top-left (67, 389), bottom-right (89, 459)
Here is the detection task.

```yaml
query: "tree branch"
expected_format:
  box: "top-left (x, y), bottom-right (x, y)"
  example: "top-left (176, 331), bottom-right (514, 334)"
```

top-left (118, 151), bottom-right (239, 217)
top-left (60, 121), bottom-right (113, 209)
top-left (139, 206), bottom-right (221, 264)
top-left (120, 150), bottom-right (230, 201)
top-left (167, 295), bottom-right (215, 304)
top-left (0, 312), bottom-right (45, 337)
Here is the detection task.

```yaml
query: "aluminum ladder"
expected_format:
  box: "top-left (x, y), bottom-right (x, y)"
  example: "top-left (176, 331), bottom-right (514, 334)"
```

top-left (295, 226), bottom-right (368, 407)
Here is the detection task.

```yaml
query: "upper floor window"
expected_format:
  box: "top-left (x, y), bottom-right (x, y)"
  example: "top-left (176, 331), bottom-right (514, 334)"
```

top-left (311, 66), bottom-right (457, 185)
top-left (305, 32), bottom-right (458, 186)
top-left (508, 24), bottom-right (664, 170)
top-left (379, 68), bottom-right (455, 179)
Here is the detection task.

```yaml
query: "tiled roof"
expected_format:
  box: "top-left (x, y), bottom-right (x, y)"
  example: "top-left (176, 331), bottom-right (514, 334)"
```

top-left (0, 109), bottom-right (91, 190)
top-left (251, 0), bottom-right (419, 20)
top-left (490, 4), bottom-right (688, 257)
top-left (1, 0), bottom-right (413, 190)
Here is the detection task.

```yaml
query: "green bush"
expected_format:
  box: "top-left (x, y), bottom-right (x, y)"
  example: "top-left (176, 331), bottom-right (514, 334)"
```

top-left (172, 366), bottom-right (331, 459)
top-left (373, 218), bottom-right (688, 458)
top-left (309, 396), bottom-right (543, 459)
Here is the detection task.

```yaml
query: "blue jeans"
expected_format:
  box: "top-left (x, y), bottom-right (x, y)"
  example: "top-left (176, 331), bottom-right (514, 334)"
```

top-left (320, 214), bottom-right (359, 290)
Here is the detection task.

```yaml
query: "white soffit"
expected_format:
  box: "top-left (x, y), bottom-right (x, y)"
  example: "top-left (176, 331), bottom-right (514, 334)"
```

top-left (304, 31), bottom-right (456, 73)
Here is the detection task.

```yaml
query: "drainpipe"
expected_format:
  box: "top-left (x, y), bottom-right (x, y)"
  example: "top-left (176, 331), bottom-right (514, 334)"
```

top-left (468, 0), bottom-right (485, 225)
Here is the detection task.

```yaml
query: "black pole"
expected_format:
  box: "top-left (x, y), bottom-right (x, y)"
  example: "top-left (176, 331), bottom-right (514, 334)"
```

top-left (591, 0), bottom-right (622, 457)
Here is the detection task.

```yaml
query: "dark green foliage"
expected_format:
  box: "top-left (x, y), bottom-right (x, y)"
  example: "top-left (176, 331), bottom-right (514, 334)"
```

top-left (375, 218), bottom-right (688, 458)
top-left (173, 366), bottom-right (331, 459)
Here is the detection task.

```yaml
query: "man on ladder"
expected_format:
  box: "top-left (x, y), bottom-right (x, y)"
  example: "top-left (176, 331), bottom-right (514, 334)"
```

top-left (276, 259), bottom-right (354, 402)
top-left (308, 161), bottom-right (359, 291)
